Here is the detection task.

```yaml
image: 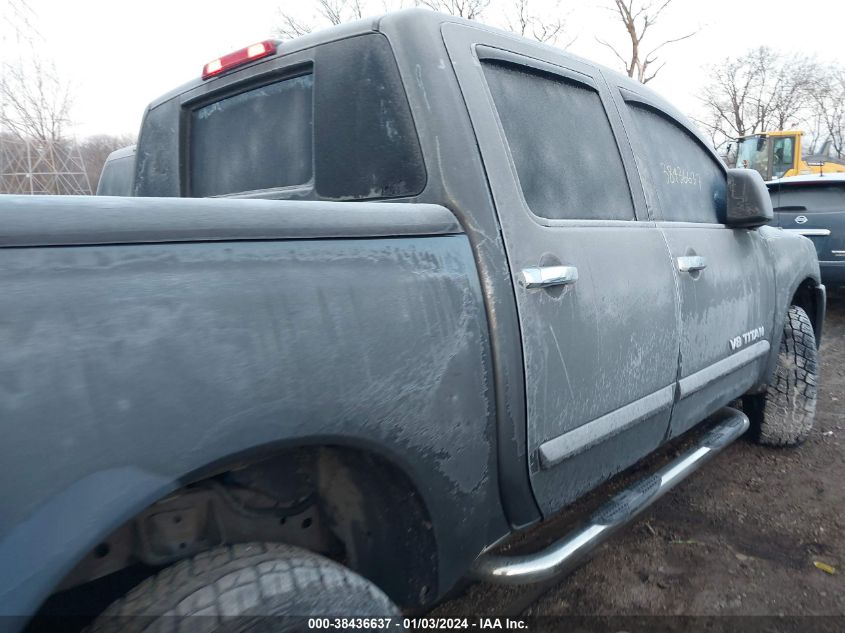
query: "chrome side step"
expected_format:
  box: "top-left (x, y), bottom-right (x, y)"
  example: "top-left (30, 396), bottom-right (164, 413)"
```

top-left (471, 407), bottom-right (749, 585)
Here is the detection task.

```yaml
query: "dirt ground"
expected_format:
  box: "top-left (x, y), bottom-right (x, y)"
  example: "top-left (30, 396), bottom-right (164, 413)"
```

top-left (436, 291), bottom-right (845, 620)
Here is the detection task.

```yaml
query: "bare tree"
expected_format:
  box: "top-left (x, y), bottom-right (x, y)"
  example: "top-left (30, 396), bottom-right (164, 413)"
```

top-left (597, 0), bottom-right (696, 84)
top-left (769, 57), bottom-right (818, 131)
top-left (697, 53), bottom-right (764, 146)
top-left (276, 13), bottom-right (315, 39)
top-left (278, 0), bottom-right (575, 47)
top-left (696, 48), bottom-right (818, 150)
top-left (276, 0), bottom-right (492, 40)
top-left (0, 0), bottom-right (94, 194)
top-left (317, 0), bottom-right (364, 23)
top-left (0, 0), bottom-right (74, 142)
top-left (807, 67), bottom-right (845, 159)
top-left (417, 0), bottom-right (489, 19)
top-left (504, 0), bottom-right (574, 46)
top-left (78, 133), bottom-right (137, 192)
top-left (276, 0), bottom-right (402, 39)
top-left (277, 0), bottom-right (357, 38)
top-left (1, 55), bottom-right (73, 142)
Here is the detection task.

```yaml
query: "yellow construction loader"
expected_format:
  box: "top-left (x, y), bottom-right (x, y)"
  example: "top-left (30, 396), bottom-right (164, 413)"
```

top-left (734, 130), bottom-right (845, 181)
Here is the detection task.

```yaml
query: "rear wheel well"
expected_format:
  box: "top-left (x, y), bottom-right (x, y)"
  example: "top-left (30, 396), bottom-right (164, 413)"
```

top-left (47, 446), bottom-right (438, 616)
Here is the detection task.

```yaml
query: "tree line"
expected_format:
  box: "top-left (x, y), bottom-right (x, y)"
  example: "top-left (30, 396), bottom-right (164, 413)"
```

top-left (0, 0), bottom-right (135, 194)
top-left (3, 0), bottom-right (842, 193)
top-left (277, 0), bottom-right (696, 83)
top-left (281, 0), bottom-right (844, 160)
top-left (697, 48), bottom-right (845, 159)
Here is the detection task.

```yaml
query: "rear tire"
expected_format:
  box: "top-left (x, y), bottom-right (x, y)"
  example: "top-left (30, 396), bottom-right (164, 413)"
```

top-left (87, 543), bottom-right (399, 633)
top-left (744, 305), bottom-right (818, 446)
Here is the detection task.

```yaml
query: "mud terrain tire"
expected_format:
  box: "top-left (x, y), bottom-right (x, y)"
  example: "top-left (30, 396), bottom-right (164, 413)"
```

top-left (744, 305), bottom-right (818, 446)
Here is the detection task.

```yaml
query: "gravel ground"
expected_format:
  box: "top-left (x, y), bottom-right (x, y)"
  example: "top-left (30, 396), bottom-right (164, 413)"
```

top-left (436, 291), bottom-right (845, 620)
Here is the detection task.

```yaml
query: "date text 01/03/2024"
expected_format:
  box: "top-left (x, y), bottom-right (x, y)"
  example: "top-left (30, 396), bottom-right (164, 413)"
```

top-left (306, 618), bottom-right (528, 630)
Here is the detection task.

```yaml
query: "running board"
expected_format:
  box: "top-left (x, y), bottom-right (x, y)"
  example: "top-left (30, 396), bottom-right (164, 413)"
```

top-left (471, 407), bottom-right (749, 585)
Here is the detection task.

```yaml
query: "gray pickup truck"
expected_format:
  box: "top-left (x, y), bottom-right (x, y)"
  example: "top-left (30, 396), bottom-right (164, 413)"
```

top-left (0, 9), bottom-right (826, 631)
top-left (769, 174), bottom-right (845, 285)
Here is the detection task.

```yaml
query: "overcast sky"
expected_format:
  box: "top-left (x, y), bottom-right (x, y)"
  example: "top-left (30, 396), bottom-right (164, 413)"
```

top-left (4, 0), bottom-right (845, 138)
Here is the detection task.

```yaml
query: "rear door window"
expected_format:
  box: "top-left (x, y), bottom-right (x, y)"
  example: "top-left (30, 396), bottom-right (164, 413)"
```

top-left (481, 61), bottom-right (634, 221)
top-left (626, 103), bottom-right (726, 224)
top-left (190, 74), bottom-right (313, 197)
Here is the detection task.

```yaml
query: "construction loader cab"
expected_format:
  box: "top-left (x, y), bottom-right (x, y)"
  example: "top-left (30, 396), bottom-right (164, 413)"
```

top-left (737, 132), bottom-right (794, 181)
top-left (738, 130), bottom-right (845, 181)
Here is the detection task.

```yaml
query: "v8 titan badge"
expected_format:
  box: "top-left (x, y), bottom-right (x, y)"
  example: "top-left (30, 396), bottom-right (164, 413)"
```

top-left (730, 326), bottom-right (765, 351)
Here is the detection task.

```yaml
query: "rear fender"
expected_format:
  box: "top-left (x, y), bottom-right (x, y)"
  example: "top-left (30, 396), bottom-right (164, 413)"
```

top-left (0, 233), bottom-right (502, 618)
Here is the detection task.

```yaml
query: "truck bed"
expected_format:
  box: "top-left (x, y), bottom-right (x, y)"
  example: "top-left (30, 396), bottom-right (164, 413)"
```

top-left (0, 195), bottom-right (504, 615)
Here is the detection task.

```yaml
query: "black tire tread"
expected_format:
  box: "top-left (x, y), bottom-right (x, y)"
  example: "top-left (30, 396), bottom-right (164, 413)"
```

top-left (755, 305), bottom-right (818, 446)
top-left (87, 543), bottom-right (397, 633)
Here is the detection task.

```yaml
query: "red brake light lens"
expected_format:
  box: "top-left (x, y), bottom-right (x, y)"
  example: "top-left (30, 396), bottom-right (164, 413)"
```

top-left (202, 40), bottom-right (278, 80)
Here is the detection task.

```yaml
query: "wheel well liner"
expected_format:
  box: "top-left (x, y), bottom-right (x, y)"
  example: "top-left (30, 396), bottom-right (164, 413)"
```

top-left (790, 277), bottom-right (824, 345)
top-left (48, 444), bottom-right (438, 614)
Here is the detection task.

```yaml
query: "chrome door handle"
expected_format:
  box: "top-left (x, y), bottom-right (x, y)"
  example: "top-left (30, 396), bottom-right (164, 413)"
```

top-left (677, 256), bottom-right (707, 273)
top-left (519, 265), bottom-right (578, 289)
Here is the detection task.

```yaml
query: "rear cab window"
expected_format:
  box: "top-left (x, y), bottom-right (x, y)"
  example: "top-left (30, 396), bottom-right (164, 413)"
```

top-left (190, 75), bottom-right (313, 197)
top-left (136, 34), bottom-right (426, 201)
